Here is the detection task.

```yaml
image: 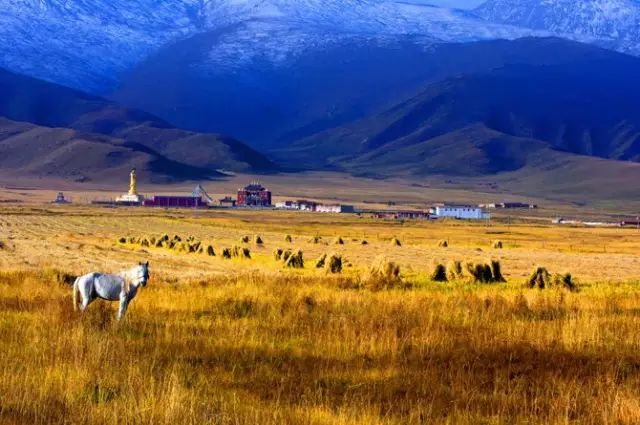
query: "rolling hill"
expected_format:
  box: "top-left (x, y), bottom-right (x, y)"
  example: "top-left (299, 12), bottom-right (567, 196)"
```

top-left (0, 67), bottom-right (276, 182)
top-left (0, 118), bottom-right (218, 183)
top-left (279, 42), bottom-right (640, 177)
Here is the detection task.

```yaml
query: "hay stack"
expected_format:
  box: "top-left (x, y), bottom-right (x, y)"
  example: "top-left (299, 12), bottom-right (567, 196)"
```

top-left (154, 240), bottom-right (163, 248)
top-left (527, 267), bottom-right (552, 289)
top-left (315, 254), bottom-right (327, 269)
top-left (333, 236), bottom-right (345, 245)
top-left (309, 236), bottom-right (322, 244)
top-left (285, 235), bottom-right (293, 243)
top-left (206, 245), bottom-right (215, 256)
top-left (118, 237), bottom-right (127, 244)
top-left (326, 254), bottom-right (343, 274)
top-left (364, 256), bottom-right (402, 290)
top-left (140, 238), bottom-right (150, 247)
top-left (240, 235), bottom-right (250, 243)
top-left (361, 240), bottom-right (369, 245)
top-left (173, 235), bottom-right (182, 242)
top-left (282, 250), bottom-right (293, 262)
top-left (462, 261), bottom-right (504, 284)
top-left (222, 248), bottom-right (232, 259)
top-left (253, 235), bottom-right (263, 245)
top-left (446, 260), bottom-right (463, 281)
top-left (491, 260), bottom-right (506, 282)
top-left (284, 250), bottom-right (304, 268)
top-left (438, 240), bottom-right (449, 248)
top-left (232, 245), bottom-right (251, 259)
top-left (390, 238), bottom-right (402, 247)
top-left (527, 267), bottom-right (576, 291)
top-left (274, 248), bottom-right (284, 261)
top-left (492, 240), bottom-right (503, 249)
top-left (149, 236), bottom-right (157, 245)
top-left (430, 263), bottom-right (448, 282)
top-left (160, 234), bottom-right (170, 242)
top-left (553, 273), bottom-right (578, 291)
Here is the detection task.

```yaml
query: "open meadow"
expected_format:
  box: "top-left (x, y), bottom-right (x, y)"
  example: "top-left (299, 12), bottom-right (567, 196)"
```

top-left (1, 204), bottom-right (640, 424)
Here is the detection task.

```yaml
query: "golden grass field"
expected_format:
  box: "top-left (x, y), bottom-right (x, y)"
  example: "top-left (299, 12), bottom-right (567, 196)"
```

top-left (1, 203), bottom-right (640, 424)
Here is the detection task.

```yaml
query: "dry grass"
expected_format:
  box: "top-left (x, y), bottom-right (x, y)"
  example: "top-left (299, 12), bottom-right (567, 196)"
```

top-left (2, 205), bottom-right (640, 424)
top-left (3, 269), bottom-right (640, 424)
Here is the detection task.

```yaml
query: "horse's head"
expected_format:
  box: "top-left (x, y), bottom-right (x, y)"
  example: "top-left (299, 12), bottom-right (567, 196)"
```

top-left (138, 261), bottom-right (150, 287)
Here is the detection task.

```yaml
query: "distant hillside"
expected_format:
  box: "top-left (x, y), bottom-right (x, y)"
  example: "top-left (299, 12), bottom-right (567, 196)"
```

top-left (114, 36), bottom-right (627, 149)
top-left (0, 118), bottom-right (220, 183)
top-left (279, 47), bottom-right (640, 177)
top-left (0, 68), bottom-right (276, 182)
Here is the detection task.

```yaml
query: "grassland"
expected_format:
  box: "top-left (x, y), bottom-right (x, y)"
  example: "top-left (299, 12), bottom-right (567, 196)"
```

top-left (1, 204), bottom-right (640, 424)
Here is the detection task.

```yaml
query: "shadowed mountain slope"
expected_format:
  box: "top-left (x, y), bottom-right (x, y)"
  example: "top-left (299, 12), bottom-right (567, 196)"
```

top-left (279, 46), bottom-right (640, 177)
top-left (0, 67), bottom-right (276, 181)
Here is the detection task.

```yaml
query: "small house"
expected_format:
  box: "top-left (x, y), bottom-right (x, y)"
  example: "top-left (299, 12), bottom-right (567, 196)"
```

top-left (432, 205), bottom-right (490, 220)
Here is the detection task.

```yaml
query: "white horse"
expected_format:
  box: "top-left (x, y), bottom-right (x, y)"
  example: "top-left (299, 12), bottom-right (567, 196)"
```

top-left (73, 262), bottom-right (150, 320)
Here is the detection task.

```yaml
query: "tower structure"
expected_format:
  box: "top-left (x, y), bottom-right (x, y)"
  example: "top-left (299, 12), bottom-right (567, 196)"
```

top-left (115, 168), bottom-right (144, 205)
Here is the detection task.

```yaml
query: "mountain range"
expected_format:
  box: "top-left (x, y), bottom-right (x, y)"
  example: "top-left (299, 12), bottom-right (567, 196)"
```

top-left (0, 68), bottom-right (275, 182)
top-left (280, 38), bottom-right (640, 176)
top-left (2, 0), bottom-right (639, 94)
top-left (2, 0), bottom-right (640, 195)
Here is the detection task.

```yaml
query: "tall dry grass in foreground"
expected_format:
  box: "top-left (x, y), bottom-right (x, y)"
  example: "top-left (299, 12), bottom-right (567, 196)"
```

top-left (1, 270), bottom-right (640, 424)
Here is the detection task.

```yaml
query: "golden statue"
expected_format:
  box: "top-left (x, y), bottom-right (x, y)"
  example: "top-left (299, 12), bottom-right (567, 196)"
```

top-left (128, 168), bottom-right (137, 195)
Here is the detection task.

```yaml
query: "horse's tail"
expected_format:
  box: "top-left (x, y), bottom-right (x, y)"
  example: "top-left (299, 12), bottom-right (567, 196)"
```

top-left (73, 277), bottom-right (80, 311)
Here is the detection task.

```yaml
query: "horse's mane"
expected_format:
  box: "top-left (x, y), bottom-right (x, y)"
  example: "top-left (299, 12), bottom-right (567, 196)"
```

top-left (118, 265), bottom-right (139, 293)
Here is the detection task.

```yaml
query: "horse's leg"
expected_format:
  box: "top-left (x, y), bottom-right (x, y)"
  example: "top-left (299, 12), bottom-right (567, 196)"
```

top-left (80, 295), bottom-right (92, 311)
top-left (118, 293), bottom-right (129, 320)
top-left (73, 278), bottom-right (80, 311)
top-left (79, 277), bottom-right (95, 311)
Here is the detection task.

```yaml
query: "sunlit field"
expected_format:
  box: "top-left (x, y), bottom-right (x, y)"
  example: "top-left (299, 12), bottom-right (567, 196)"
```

top-left (1, 205), bottom-right (640, 424)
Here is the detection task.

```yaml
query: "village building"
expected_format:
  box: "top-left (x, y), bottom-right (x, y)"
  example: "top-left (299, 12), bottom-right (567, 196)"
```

top-left (52, 192), bottom-right (70, 204)
top-left (372, 210), bottom-right (431, 219)
top-left (275, 200), bottom-right (319, 211)
top-left (219, 197), bottom-right (237, 208)
top-left (480, 202), bottom-right (537, 209)
top-left (316, 204), bottom-right (356, 214)
top-left (143, 195), bottom-right (204, 208)
top-left (143, 185), bottom-right (213, 208)
top-left (431, 205), bottom-right (490, 220)
top-left (237, 182), bottom-right (272, 207)
top-left (191, 185), bottom-right (214, 205)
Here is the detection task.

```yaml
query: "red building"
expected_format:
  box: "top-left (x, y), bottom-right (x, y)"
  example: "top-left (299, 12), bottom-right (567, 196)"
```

top-left (237, 182), bottom-right (272, 207)
top-left (144, 196), bottom-right (204, 208)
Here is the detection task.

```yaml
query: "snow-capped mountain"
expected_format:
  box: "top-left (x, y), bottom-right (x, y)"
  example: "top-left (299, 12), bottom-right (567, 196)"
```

top-left (475, 0), bottom-right (640, 55)
top-left (0, 0), bottom-right (205, 91)
top-left (1, 0), bottom-right (640, 93)
top-left (0, 0), bottom-right (534, 92)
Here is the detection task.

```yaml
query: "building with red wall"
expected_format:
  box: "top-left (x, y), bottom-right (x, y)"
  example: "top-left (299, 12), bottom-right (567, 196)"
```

top-left (143, 196), bottom-right (204, 208)
top-left (237, 182), bottom-right (272, 207)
